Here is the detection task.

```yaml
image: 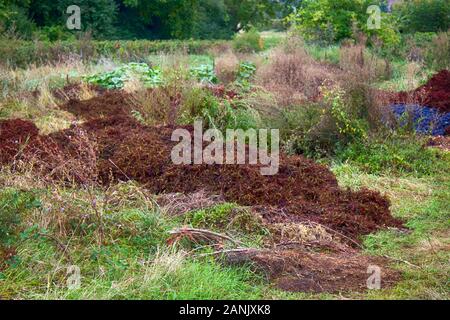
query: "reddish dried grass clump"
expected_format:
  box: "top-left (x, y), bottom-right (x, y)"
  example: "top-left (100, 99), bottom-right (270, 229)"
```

top-left (256, 46), bottom-right (333, 106)
top-left (0, 119), bottom-right (39, 163)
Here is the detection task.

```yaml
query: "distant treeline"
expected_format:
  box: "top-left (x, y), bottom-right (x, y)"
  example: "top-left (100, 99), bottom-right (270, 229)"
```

top-left (0, 0), bottom-right (300, 40)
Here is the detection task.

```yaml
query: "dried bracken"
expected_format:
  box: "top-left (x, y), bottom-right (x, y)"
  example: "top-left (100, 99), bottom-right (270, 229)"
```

top-left (0, 112), bottom-right (402, 242)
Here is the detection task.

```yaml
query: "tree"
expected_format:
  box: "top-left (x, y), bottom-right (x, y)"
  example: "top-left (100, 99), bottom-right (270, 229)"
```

top-left (1, 0), bottom-right (283, 40)
top-left (224, 0), bottom-right (277, 32)
top-left (28, 0), bottom-right (118, 39)
top-left (0, 0), bottom-right (35, 38)
top-left (393, 0), bottom-right (450, 33)
top-left (288, 0), bottom-right (400, 45)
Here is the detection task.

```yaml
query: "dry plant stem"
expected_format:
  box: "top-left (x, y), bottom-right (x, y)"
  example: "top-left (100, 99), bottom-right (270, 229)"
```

top-left (108, 159), bottom-right (132, 181)
top-left (168, 227), bottom-right (245, 246)
top-left (197, 248), bottom-right (264, 258)
top-left (305, 221), bottom-right (363, 249)
top-left (382, 254), bottom-right (422, 269)
top-left (87, 186), bottom-right (104, 246)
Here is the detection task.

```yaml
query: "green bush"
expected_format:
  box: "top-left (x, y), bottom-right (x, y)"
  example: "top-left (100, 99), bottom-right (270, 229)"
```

top-left (393, 0), bottom-right (450, 33)
top-left (281, 85), bottom-right (369, 158)
top-left (288, 0), bottom-right (400, 48)
top-left (0, 39), bottom-right (228, 68)
top-left (35, 25), bottom-right (76, 42)
top-left (233, 28), bottom-right (264, 53)
top-left (275, 103), bottom-right (324, 156)
top-left (180, 88), bottom-right (259, 131)
top-left (185, 203), bottom-right (267, 236)
top-left (336, 133), bottom-right (450, 176)
top-left (288, 0), bottom-right (373, 43)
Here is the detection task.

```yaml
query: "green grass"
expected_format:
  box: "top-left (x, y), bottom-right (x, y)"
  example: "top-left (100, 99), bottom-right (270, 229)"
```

top-left (146, 54), bottom-right (214, 70)
top-left (304, 43), bottom-right (340, 64)
top-left (335, 133), bottom-right (450, 177)
top-left (332, 163), bottom-right (450, 299)
top-left (1, 155), bottom-right (448, 300)
top-left (375, 60), bottom-right (435, 92)
top-left (260, 31), bottom-right (286, 50)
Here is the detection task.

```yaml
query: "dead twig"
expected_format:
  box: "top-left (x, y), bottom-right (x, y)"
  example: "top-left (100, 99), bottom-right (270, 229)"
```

top-left (168, 227), bottom-right (244, 246)
top-left (196, 248), bottom-right (264, 258)
top-left (305, 221), bottom-right (363, 249)
top-left (108, 159), bottom-right (131, 181)
top-left (382, 254), bottom-right (422, 269)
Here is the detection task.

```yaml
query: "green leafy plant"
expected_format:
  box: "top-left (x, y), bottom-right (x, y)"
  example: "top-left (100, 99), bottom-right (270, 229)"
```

top-left (190, 64), bottom-right (218, 84)
top-left (84, 62), bottom-right (163, 89)
top-left (322, 84), bottom-right (367, 141)
top-left (237, 61), bottom-right (256, 81)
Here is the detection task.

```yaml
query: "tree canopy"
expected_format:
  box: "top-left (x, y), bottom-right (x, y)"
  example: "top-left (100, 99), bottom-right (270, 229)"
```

top-left (0, 0), bottom-right (280, 40)
top-left (1, 0), bottom-right (448, 41)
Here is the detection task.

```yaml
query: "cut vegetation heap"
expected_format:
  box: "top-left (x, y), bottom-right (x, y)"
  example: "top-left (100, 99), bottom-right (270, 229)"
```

top-left (0, 88), bottom-right (403, 243)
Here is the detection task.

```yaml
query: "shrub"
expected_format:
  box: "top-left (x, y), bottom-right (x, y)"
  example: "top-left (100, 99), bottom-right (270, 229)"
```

top-left (322, 85), bottom-right (367, 141)
top-left (280, 83), bottom-right (376, 158)
top-left (337, 44), bottom-right (390, 129)
top-left (215, 51), bottom-right (239, 84)
top-left (393, 0), bottom-right (450, 33)
top-left (289, 0), bottom-right (382, 43)
top-left (256, 40), bottom-right (332, 106)
top-left (336, 133), bottom-right (450, 176)
top-left (276, 103), bottom-right (326, 157)
top-left (425, 31), bottom-right (450, 70)
top-left (185, 203), bottom-right (267, 236)
top-left (232, 28), bottom-right (264, 53)
top-left (179, 88), bottom-right (232, 129)
top-left (179, 87), bottom-right (259, 131)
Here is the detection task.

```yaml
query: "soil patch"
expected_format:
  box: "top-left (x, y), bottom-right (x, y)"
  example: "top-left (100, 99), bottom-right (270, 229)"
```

top-left (225, 247), bottom-right (400, 293)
